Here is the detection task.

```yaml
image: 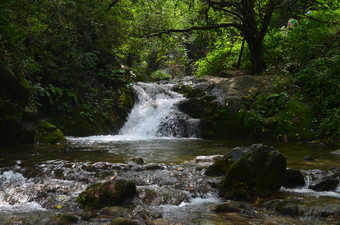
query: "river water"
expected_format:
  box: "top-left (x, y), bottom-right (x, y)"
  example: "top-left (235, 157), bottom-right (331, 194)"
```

top-left (1, 82), bottom-right (340, 224)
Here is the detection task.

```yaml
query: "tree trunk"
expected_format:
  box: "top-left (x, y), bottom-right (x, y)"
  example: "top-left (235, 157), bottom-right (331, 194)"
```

top-left (244, 33), bottom-right (267, 74)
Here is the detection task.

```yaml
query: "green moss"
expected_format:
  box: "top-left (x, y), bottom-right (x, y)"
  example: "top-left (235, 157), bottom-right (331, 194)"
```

top-left (205, 155), bottom-right (234, 177)
top-left (118, 88), bottom-right (134, 117)
top-left (274, 101), bottom-right (316, 140)
top-left (221, 147), bottom-right (287, 200)
top-left (201, 102), bottom-right (246, 138)
top-left (77, 180), bottom-right (136, 210)
top-left (34, 121), bottom-right (66, 144)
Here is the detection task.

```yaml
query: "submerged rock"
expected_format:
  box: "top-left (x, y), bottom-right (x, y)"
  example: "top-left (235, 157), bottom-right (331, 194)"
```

top-left (77, 179), bottom-right (137, 210)
top-left (220, 144), bottom-right (287, 200)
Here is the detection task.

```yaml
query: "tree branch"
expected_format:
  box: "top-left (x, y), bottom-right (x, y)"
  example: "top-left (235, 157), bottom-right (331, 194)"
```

top-left (145, 23), bottom-right (242, 37)
top-left (105, 0), bottom-right (119, 12)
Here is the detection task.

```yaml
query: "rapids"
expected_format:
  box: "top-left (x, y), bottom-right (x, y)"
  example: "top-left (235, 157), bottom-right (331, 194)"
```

top-left (0, 82), bottom-right (340, 224)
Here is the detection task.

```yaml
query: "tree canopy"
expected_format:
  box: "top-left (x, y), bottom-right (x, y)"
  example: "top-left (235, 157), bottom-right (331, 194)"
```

top-left (0, 0), bottom-right (339, 143)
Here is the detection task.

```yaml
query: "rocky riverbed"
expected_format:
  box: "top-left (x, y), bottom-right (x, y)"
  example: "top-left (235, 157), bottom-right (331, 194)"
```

top-left (1, 143), bottom-right (340, 225)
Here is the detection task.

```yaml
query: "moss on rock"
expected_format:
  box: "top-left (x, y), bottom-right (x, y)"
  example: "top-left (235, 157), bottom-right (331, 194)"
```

top-left (77, 180), bottom-right (137, 210)
top-left (34, 121), bottom-right (66, 144)
top-left (205, 155), bottom-right (234, 177)
top-left (220, 144), bottom-right (287, 201)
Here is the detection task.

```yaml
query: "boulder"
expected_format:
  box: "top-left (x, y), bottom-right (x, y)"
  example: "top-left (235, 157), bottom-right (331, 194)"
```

top-left (178, 98), bottom-right (208, 118)
top-left (309, 177), bottom-right (339, 191)
top-left (34, 121), bottom-right (66, 144)
top-left (281, 168), bottom-right (306, 188)
top-left (205, 155), bottom-right (233, 177)
top-left (225, 147), bottom-right (250, 161)
top-left (77, 180), bottom-right (136, 210)
top-left (220, 144), bottom-right (287, 200)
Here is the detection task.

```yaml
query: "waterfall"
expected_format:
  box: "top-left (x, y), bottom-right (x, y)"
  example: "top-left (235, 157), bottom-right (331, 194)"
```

top-left (119, 82), bottom-right (199, 138)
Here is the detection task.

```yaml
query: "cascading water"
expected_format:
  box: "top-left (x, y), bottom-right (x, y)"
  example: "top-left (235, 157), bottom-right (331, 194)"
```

top-left (119, 82), bottom-right (199, 138)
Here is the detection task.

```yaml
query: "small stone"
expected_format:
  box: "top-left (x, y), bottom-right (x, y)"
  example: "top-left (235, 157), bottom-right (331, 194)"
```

top-left (303, 155), bottom-right (314, 161)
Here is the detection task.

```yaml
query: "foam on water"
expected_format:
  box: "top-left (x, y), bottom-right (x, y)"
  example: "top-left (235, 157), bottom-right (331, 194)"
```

top-left (119, 82), bottom-right (185, 137)
top-left (0, 171), bottom-right (46, 212)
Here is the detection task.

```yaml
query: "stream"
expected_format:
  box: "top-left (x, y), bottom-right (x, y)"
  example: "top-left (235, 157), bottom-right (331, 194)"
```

top-left (1, 82), bottom-right (340, 224)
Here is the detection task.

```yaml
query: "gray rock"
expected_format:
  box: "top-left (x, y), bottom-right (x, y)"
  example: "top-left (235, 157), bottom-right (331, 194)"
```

top-left (309, 177), bottom-right (339, 191)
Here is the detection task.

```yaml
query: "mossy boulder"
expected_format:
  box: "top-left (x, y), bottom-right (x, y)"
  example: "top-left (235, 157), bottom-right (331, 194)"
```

top-left (34, 121), bottom-right (66, 144)
top-left (220, 144), bottom-right (287, 201)
top-left (200, 101), bottom-right (246, 138)
top-left (77, 180), bottom-right (137, 210)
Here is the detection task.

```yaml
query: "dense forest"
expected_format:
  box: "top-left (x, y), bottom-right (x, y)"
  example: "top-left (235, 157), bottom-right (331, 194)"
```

top-left (1, 0), bottom-right (339, 145)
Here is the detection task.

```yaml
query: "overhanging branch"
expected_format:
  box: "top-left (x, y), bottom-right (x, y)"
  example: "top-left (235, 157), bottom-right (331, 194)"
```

top-left (146, 23), bottom-right (242, 37)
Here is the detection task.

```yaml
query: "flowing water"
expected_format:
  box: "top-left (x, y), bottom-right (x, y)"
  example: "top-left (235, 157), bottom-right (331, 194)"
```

top-left (1, 82), bottom-right (340, 225)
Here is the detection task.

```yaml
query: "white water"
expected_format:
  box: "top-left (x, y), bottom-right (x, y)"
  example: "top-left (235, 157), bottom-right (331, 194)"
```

top-left (0, 171), bottom-right (46, 212)
top-left (68, 82), bottom-right (198, 144)
top-left (280, 173), bottom-right (340, 198)
top-left (119, 82), bottom-right (186, 137)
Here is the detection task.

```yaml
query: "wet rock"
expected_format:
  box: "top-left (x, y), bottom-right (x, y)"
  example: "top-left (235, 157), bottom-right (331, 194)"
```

top-left (334, 209), bottom-right (340, 221)
top-left (177, 98), bottom-right (208, 118)
top-left (77, 179), bottom-right (137, 210)
top-left (48, 214), bottom-right (78, 225)
top-left (309, 177), bottom-right (339, 191)
top-left (80, 210), bottom-right (97, 221)
top-left (205, 155), bottom-right (233, 177)
top-left (303, 155), bottom-right (314, 161)
top-left (100, 206), bottom-right (131, 217)
top-left (144, 164), bottom-right (164, 170)
top-left (149, 218), bottom-right (171, 225)
top-left (157, 111), bottom-right (193, 137)
top-left (220, 144), bottom-right (287, 200)
top-left (225, 147), bottom-right (250, 161)
top-left (128, 158), bottom-right (144, 165)
top-left (276, 202), bottom-right (301, 217)
top-left (211, 201), bottom-right (242, 213)
top-left (139, 188), bottom-right (158, 205)
top-left (281, 168), bottom-right (306, 188)
top-left (109, 217), bottom-right (139, 225)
